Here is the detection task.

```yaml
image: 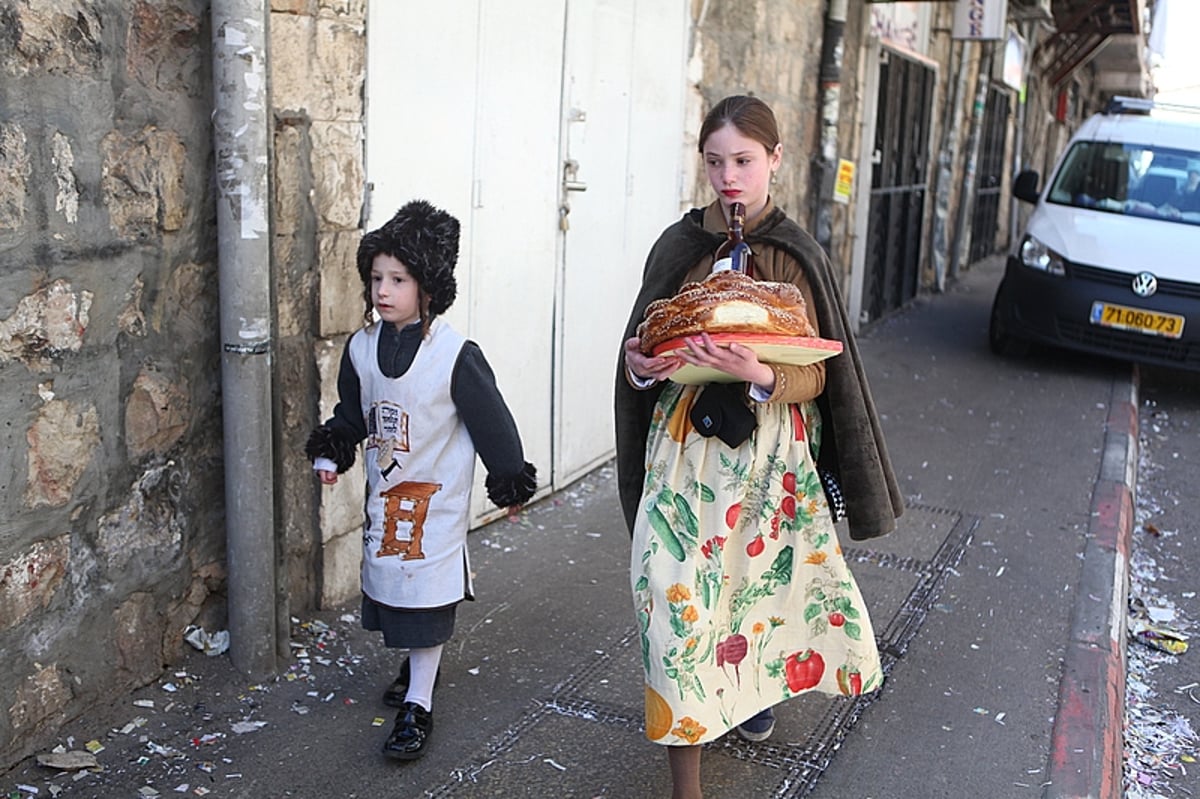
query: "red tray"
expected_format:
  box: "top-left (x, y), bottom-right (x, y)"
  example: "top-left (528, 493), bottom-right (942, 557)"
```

top-left (651, 333), bottom-right (843, 384)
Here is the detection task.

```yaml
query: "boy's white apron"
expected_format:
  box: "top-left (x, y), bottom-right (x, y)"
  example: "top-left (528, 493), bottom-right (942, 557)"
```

top-left (349, 318), bottom-right (475, 608)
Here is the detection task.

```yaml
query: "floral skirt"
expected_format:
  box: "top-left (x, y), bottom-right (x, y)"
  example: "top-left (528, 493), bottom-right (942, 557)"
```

top-left (631, 383), bottom-right (883, 746)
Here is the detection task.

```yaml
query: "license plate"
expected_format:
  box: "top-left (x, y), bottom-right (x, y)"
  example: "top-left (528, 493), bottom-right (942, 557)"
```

top-left (1089, 302), bottom-right (1185, 339)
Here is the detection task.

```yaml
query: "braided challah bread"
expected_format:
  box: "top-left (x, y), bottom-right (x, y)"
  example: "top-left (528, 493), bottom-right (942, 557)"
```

top-left (638, 270), bottom-right (815, 355)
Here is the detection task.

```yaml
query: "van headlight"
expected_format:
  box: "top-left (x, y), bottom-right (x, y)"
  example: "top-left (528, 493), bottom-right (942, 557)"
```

top-left (1019, 235), bottom-right (1065, 275)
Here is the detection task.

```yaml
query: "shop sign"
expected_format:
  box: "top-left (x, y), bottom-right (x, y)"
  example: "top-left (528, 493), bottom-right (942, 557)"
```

top-left (952, 0), bottom-right (1008, 40)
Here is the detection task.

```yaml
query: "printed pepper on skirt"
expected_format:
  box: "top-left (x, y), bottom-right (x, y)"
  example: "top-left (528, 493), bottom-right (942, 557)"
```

top-left (631, 383), bottom-right (883, 745)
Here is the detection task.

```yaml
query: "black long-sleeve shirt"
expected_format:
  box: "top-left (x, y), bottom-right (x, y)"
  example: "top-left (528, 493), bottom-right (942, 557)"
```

top-left (323, 320), bottom-right (527, 481)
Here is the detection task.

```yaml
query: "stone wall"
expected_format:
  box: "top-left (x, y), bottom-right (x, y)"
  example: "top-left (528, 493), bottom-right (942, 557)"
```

top-left (0, 0), bottom-right (223, 769)
top-left (0, 0), bottom-right (368, 770)
top-left (268, 0), bottom-right (366, 611)
top-left (682, 0), bottom-right (904, 291)
top-left (684, 0), bottom-right (828, 242)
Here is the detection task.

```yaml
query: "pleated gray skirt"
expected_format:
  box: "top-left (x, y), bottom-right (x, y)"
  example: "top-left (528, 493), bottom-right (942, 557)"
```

top-left (361, 594), bottom-right (458, 648)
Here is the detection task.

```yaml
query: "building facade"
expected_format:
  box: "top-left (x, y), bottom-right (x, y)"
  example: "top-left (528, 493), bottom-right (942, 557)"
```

top-left (0, 0), bottom-right (1151, 768)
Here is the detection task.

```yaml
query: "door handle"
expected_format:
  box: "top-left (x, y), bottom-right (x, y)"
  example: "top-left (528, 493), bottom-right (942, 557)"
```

top-left (564, 159), bottom-right (588, 192)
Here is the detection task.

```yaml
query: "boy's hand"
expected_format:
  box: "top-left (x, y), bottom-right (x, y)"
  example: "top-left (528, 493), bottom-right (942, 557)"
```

top-left (317, 469), bottom-right (338, 485)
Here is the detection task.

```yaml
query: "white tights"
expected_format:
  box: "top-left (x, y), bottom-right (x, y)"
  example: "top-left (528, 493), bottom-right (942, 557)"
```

top-left (405, 644), bottom-right (443, 711)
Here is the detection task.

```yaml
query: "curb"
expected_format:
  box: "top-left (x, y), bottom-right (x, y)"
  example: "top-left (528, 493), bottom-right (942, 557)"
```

top-left (1043, 367), bottom-right (1139, 799)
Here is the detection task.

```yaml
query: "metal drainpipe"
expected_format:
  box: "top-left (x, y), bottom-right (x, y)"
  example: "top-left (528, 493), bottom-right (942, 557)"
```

top-left (949, 44), bottom-right (994, 281)
top-left (211, 0), bottom-right (277, 679)
top-left (812, 0), bottom-right (847, 255)
top-left (931, 38), bottom-right (969, 291)
top-left (1009, 20), bottom-right (1037, 250)
top-left (932, 39), bottom-right (972, 291)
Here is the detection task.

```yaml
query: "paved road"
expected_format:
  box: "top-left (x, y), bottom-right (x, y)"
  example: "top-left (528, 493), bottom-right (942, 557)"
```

top-left (1, 255), bottom-right (1148, 798)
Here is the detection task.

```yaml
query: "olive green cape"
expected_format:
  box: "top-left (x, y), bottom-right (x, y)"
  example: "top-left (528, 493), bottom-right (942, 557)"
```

top-left (614, 207), bottom-right (904, 541)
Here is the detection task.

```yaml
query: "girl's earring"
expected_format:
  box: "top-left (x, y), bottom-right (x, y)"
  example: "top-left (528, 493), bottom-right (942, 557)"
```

top-left (771, 171), bottom-right (778, 185)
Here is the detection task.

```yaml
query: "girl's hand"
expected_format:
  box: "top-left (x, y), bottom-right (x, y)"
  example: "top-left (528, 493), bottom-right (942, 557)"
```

top-left (624, 336), bottom-right (681, 383)
top-left (316, 469), bottom-right (338, 485)
top-left (676, 333), bottom-right (775, 391)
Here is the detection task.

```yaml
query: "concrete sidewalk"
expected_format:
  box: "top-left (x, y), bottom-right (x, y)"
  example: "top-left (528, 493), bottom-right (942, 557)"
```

top-left (1, 255), bottom-right (1133, 799)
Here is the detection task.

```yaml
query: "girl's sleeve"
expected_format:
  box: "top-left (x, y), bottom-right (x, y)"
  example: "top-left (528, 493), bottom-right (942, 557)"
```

top-left (756, 248), bottom-right (826, 404)
top-left (451, 342), bottom-right (537, 507)
top-left (304, 340), bottom-right (367, 473)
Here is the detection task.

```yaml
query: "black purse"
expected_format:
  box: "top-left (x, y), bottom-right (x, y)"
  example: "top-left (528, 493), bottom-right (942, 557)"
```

top-left (795, 400), bottom-right (847, 523)
top-left (819, 468), bottom-right (847, 523)
top-left (689, 382), bottom-right (757, 448)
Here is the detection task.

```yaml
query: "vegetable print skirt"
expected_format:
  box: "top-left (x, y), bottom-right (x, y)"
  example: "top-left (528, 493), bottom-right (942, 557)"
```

top-left (631, 383), bottom-right (883, 746)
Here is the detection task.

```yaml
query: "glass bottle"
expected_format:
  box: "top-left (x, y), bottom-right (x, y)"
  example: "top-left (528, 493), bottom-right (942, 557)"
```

top-left (712, 201), bottom-right (754, 275)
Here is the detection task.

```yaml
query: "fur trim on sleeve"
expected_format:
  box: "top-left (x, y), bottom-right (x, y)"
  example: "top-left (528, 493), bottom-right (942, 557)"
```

top-left (305, 424), bottom-right (357, 474)
top-left (485, 461), bottom-right (537, 508)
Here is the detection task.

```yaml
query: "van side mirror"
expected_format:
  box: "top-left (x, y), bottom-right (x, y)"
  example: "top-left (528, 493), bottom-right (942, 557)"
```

top-left (1013, 170), bottom-right (1040, 203)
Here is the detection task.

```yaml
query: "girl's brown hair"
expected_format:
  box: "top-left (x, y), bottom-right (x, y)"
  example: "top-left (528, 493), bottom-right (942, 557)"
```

top-left (698, 95), bottom-right (781, 154)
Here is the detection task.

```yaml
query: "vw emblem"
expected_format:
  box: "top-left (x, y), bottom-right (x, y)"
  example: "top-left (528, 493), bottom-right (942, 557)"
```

top-left (1131, 271), bottom-right (1158, 298)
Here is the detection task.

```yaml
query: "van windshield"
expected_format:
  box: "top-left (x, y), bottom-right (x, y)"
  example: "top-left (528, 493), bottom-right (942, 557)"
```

top-left (1046, 141), bottom-right (1200, 226)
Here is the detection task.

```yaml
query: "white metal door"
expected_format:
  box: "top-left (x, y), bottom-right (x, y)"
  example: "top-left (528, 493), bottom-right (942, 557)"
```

top-left (553, 0), bottom-right (687, 487)
top-left (365, 1), bottom-right (563, 522)
top-left (365, 1), bottom-right (687, 515)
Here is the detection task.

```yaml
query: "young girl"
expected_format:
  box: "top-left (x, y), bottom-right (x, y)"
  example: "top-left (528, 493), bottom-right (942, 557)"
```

top-left (306, 199), bottom-right (537, 761)
top-left (615, 96), bottom-right (904, 798)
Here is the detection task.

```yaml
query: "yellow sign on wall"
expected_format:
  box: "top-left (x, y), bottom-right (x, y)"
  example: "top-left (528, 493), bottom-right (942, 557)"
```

top-left (833, 159), bottom-right (855, 204)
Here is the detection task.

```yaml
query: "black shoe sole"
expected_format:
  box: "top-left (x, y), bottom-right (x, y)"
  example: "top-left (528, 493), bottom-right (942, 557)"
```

top-left (382, 746), bottom-right (425, 761)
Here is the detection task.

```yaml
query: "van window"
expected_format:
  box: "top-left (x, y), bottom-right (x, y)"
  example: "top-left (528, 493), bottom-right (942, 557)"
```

top-left (1047, 141), bottom-right (1200, 226)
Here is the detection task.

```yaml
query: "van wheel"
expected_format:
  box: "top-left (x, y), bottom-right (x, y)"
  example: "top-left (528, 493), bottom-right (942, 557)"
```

top-left (989, 290), bottom-right (1030, 358)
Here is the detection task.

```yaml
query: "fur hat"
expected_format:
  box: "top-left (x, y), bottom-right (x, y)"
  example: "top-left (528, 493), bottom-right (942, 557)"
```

top-left (357, 200), bottom-right (460, 318)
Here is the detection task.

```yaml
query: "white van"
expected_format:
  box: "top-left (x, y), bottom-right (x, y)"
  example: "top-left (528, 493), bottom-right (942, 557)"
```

top-left (989, 96), bottom-right (1200, 371)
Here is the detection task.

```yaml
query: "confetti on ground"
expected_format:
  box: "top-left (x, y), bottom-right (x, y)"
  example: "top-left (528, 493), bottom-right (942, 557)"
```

top-left (183, 626), bottom-right (230, 657)
top-left (35, 751), bottom-right (98, 771)
top-left (1124, 428), bottom-right (1200, 798)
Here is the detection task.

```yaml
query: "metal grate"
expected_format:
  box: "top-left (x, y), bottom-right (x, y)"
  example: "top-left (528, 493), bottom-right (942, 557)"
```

top-left (1056, 317), bottom-right (1200, 366)
top-left (862, 50), bottom-right (935, 323)
top-left (425, 504), bottom-right (979, 797)
top-left (1068, 262), bottom-right (1200, 301)
top-left (969, 85), bottom-right (1012, 263)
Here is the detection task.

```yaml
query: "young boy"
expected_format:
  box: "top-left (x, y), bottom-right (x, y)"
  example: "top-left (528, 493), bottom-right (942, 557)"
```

top-left (306, 199), bottom-right (536, 760)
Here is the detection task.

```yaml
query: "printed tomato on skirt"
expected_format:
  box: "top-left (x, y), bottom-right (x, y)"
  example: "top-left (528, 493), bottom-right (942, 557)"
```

top-left (631, 383), bottom-right (883, 745)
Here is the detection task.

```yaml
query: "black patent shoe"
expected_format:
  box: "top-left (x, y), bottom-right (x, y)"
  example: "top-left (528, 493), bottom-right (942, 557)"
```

top-left (382, 659), bottom-right (440, 708)
top-left (382, 702), bottom-right (433, 761)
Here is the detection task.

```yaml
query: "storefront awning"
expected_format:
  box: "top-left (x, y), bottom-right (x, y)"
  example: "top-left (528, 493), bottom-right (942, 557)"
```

top-left (1036, 0), bottom-right (1147, 88)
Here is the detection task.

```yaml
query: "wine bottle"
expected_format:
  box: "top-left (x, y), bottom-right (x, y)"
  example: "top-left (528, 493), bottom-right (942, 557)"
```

top-left (712, 201), bottom-right (754, 275)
